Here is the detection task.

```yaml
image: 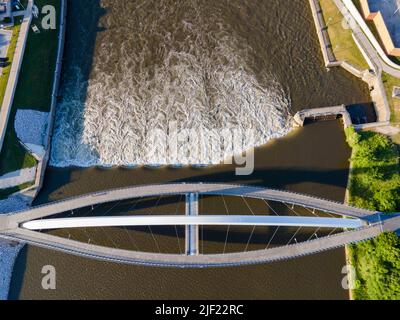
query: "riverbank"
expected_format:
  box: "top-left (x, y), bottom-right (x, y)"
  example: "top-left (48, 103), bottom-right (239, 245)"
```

top-left (0, 240), bottom-right (23, 300)
top-left (0, 0), bottom-right (64, 200)
top-left (0, 194), bottom-right (29, 301)
top-left (344, 127), bottom-right (400, 299)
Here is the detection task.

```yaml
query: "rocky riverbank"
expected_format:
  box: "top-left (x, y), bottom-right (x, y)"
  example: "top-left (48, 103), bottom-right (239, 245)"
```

top-left (0, 195), bottom-right (28, 300)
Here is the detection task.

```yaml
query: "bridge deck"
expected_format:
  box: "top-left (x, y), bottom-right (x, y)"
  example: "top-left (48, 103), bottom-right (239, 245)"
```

top-left (0, 184), bottom-right (379, 232)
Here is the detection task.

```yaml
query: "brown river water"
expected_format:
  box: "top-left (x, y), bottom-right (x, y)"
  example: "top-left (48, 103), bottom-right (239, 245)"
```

top-left (9, 0), bottom-right (371, 299)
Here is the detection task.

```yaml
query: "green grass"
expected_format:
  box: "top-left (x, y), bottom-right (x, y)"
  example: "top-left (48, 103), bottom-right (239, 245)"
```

top-left (0, 19), bottom-right (22, 108)
top-left (346, 127), bottom-right (400, 212)
top-left (349, 233), bottom-right (400, 300)
top-left (381, 72), bottom-right (400, 124)
top-left (345, 127), bottom-right (400, 300)
top-left (0, 0), bottom-right (61, 176)
top-left (319, 0), bottom-right (369, 71)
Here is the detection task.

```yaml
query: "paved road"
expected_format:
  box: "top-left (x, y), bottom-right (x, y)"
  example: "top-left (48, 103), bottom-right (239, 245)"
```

top-left (335, 0), bottom-right (400, 78)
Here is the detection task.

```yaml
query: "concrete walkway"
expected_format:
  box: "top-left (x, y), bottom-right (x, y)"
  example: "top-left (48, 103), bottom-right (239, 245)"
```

top-left (367, 124), bottom-right (400, 136)
top-left (0, 167), bottom-right (36, 189)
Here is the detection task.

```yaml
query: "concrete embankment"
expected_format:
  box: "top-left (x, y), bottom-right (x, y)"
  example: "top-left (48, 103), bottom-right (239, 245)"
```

top-left (293, 105), bottom-right (352, 128)
top-left (309, 0), bottom-right (341, 68)
top-left (19, 0), bottom-right (67, 201)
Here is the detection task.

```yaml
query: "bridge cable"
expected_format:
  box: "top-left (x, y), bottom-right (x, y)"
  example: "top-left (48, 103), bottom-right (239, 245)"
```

top-left (286, 226), bottom-right (302, 245)
top-left (262, 200), bottom-right (281, 249)
top-left (242, 197), bottom-right (256, 252)
top-left (328, 227), bottom-right (338, 237)
top-left (283, 202), bottom-right (300, 216)
top-left (98, 200), bottom-right (123, 249)
top-left (119, 203), bottom-right (141, 251)
top-left (147, 195), bottom-right (162, 253)
top-left (281, 203), bottom-right (305, 245)
top-left (119, 197), bottom-right (142, 252)
top-left (304, 207), bottom-right (319, 217)
top-left (263, 199), bottom-right (280, 216)
top-left (77, 204), bottom-right (104, 244)
top-left (173, 194), bottom-right (183, 254)
top-left (266, 226), bottom-right (280, 249)
top-left (221, 195), bottom-right (230, 254)
top-left (307, 227), bottom-right (321, 241)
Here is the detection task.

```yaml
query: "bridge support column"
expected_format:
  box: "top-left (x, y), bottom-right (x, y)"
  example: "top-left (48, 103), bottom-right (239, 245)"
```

top-left (185, 193), bottom-right (199, 256)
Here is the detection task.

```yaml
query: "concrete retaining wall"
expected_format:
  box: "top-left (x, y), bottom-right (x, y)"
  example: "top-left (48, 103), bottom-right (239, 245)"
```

top-left (293, 105), bottom-right (352, 128)
top-left (309, 0), bottom-right (341, 68)
top-left (21, 0), bottom-right (67, 201)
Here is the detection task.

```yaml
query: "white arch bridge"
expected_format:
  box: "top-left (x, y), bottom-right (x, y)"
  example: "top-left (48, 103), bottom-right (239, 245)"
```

top-left (0, 183), bottom-right (399, 267)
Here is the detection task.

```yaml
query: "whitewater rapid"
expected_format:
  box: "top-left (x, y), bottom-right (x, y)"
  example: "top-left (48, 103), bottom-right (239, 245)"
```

top-left (50, 0), bottom-right (292, 167)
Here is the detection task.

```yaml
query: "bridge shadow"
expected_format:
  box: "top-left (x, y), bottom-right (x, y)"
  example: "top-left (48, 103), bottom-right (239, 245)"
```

top-left (35, 165), bottom-right (399, 207)
top-left (50, 0), bottom-right (108, 162)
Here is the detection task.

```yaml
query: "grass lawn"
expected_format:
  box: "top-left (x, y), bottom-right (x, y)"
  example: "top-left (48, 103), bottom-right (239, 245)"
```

top-left (319, 0), bottom-right (369, 71)
top-left (345, 127), bottom-right (400, 300)
top-left (381, 72), bottom-right (400, 124)
top-left (0, 18), bottom-right (22, 108)
top-left (0, 0), bottom-right (61, 176)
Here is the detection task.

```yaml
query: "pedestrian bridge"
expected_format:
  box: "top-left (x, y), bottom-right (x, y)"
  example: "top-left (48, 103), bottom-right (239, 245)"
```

top-left (0, 183), bottom-right (399, 267)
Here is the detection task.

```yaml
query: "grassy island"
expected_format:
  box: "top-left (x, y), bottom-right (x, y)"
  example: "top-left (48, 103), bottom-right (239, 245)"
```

top-left (345, 127), bottom-right (400, 300)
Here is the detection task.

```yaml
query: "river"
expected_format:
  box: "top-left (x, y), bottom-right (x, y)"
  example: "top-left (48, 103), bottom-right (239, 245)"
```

top-left (9, 0), bottom-right (371, 299)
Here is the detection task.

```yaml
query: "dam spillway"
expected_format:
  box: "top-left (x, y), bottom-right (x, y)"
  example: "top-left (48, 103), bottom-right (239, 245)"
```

top-left (50, 0), bottom-right (293, 167)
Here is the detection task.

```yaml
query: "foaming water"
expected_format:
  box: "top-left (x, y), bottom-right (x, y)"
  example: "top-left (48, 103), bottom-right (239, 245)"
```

top-left (50, 0), bottom-right (292, 167)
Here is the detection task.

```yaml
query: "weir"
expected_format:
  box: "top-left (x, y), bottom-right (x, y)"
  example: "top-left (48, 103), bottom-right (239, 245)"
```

top-left (293, 105), bottom-right (352, 128)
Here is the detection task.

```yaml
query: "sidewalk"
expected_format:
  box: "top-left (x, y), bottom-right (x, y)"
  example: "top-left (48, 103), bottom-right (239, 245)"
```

top-left (0, 167), bottom-right (36, 189)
